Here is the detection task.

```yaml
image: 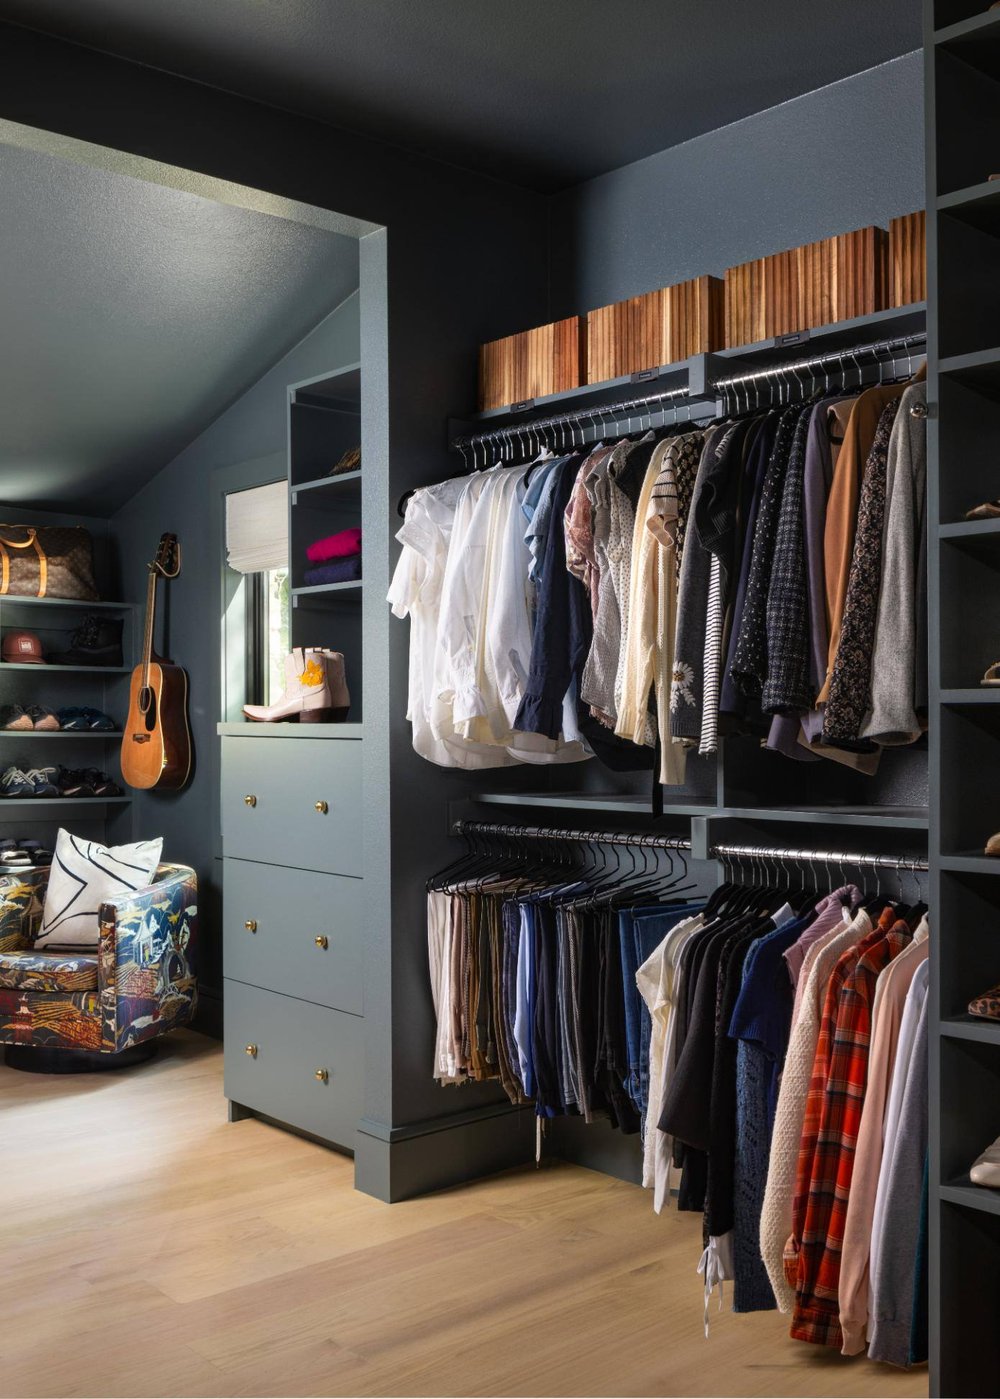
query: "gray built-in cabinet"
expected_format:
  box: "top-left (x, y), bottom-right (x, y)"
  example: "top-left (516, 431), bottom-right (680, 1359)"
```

top-left (221, 359), bottom-right (366, 1156)
top-left (221, 728), bottom-right (364, 1152)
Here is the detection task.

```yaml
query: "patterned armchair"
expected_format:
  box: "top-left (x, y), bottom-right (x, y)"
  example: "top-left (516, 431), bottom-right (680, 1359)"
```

top-left (0, 862), bottom-right (197, 1064)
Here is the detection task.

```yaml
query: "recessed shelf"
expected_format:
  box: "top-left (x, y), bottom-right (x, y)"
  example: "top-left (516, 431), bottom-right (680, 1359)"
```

top-left (940, 852), bottom-right (1000, 874)
top-left (0, 663), bottom-right (130, 674)
top-left (467, 791), bottom-right (710, 816)
top-left (938, 180), bottom-right (1000, 237)
top-left (715, 804), bottom-right (929, 829)
top-left (939, 345), bottom-right (1000, 397)
top-left (939, 518), bottom-right (1000, 540)
top-left (291, 470), bottom-right (362, 507)
top-left (291, 581), bottom-right (362, 601)
top-left (0, 596), bottom-right (135, 612)
top-left (939, 1176), bottom-right (1000, 1219)
top-left (941, 688), bottom-right (1000, 704)
top-left (216, 722), bottom-right (363, 740)
top-left (0, 796), bottom-right (130, 811)
top-left (940, 1015), bottom-right (1000, 1047)
top-left (0, 730), bottom-right (123, 739)
top-left (935, 9), bottom-right (1000, 81)
top-left (290, 362), bottom-right (361, 409)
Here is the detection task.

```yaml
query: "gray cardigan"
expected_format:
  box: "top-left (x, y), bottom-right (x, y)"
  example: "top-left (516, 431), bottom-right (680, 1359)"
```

top-left (867, 992), bottom-right (928, 1367)
top-left (860, 382), bottom-right (927, 745)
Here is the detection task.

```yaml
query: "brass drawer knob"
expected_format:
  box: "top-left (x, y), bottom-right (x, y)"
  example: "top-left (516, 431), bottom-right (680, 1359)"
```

top-left (314, 934), bottom-right (328, 949)
top-left (314, 1067), bottom-right (329, 1083)
top-left (244, 794), bottom-right (257, 808)
top-left (314, 800), bottom-right (328, 814)
top-left (244, 920), bottom-right (257, 933)
top-left (245, 1043), bottom-right (258, 1058)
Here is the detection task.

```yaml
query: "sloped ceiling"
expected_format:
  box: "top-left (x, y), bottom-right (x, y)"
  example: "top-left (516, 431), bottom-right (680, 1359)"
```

top-left (0, 141), bottom-right (359, 514)
top-left (0, 0), bottom-right (922, 190)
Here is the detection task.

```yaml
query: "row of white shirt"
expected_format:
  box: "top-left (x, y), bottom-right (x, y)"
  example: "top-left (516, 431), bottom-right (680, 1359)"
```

top-left (388, 465), bottom-right (590, 768)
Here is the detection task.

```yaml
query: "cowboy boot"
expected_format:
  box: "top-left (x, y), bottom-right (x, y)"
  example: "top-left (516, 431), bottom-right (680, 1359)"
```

top-left (319, 650), bottom-right (351, 721)
top-left (243, 648), bottom-right (334, 722)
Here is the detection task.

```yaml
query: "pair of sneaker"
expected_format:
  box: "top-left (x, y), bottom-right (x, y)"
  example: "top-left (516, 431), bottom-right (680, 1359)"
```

top-left (0, 765), bottom-right (123, 798)
top-left (1, 764), bottom-right (60, 797)
top-left (0, 838), bottom-right (51, 867)
top-left (57, 706), bottom-right (118, 731)
top-left (0, 703), bottom-right (59, 731)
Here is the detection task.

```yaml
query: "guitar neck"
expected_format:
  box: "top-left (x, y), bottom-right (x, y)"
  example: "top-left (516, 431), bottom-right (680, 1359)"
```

top-left (141, 568), bottom-right (158, 687)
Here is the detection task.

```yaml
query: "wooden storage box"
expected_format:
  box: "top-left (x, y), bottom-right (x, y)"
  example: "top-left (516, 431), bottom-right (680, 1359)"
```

top-left (477, 316), bottom-right (585, 411)
top-left (724, 225), bottom-right (890, 347)
top-left (888, 210), bottom-right (927, 307)
top-left (585, 275), bottom-right (724, 383)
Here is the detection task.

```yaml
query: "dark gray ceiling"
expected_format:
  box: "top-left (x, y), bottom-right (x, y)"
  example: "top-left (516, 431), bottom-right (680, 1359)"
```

top-left (0, 142), bottom-right (358, 514)
top-left (0, 0), bottom-right (922, 191)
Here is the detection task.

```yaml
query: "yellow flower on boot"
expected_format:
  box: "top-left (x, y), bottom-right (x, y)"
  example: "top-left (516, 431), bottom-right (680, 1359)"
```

top-left (299, 658), bottom-right (325, 687)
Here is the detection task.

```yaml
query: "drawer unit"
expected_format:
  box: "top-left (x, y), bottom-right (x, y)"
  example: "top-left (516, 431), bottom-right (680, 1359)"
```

top-left (221, 735), bottom-right (362, 874)
top-left (224, 857), bottom-right (363, 1015)
top-left (224, 980), bottom-right (362, 1150)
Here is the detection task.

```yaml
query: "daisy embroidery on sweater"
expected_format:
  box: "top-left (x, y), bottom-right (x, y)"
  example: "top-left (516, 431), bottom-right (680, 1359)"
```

top-left (671, 661), bottom-right (695, 712)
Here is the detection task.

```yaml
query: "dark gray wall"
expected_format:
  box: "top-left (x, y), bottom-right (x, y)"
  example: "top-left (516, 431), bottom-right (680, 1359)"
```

top-left (111, 292), bottom-right (361, 1034)
top-left (550, 53), bottom-right (925, 316)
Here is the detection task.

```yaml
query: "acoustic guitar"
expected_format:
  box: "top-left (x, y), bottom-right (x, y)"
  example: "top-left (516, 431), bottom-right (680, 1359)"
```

top-left (121, 532), bottom-right (192, 791)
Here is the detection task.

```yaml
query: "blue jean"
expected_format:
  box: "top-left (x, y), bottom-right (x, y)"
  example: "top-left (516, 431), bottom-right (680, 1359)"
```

top-left (619, 903), bottom-right (703, 1115)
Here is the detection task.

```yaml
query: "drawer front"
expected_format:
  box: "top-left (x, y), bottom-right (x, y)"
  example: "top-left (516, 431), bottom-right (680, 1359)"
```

top-left (221, 736), bottom-right (362, 874)
top-left (224, 980), bottom-right (362, 1149)
top-left (224, 858), bottom-right (363, 1015)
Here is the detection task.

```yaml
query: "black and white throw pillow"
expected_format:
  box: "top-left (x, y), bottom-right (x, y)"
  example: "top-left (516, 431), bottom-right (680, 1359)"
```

top-left (36, 829), bottom-right (163, 949)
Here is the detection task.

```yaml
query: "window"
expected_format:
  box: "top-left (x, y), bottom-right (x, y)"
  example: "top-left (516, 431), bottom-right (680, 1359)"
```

top-left (225, 481), bottom-right (290, 708)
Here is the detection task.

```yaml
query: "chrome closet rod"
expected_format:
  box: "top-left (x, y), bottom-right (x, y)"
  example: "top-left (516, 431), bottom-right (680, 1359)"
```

top-left (452, 819), bottom-right (691, 851)
top-left (452, 382), bottom-right (693, 454)
top-left (451, 820), bottom-right (928, 871)
top-left (709, 331), bottom-right (926, 394)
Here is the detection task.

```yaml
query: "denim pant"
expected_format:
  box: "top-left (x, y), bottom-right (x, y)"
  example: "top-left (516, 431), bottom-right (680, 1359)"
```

top-left (619, 903), bottom-right (703, 1116)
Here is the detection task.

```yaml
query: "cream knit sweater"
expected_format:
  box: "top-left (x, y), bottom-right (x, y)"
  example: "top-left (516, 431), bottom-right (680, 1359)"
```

top-left (759, 908), bottom-right (871, 1311)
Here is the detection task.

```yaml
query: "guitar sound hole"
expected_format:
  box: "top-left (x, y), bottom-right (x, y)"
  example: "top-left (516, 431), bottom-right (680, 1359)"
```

top-left (138, 688), bottom-right (157, 731)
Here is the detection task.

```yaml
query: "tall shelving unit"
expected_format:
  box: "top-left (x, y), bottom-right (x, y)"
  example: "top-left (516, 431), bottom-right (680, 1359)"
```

top-left (0, 593), bottom-right (137, 847)
top-left (288, 363), bottom-right (363, 721)
top-left (926, 2), bottom-right (1000, 1393)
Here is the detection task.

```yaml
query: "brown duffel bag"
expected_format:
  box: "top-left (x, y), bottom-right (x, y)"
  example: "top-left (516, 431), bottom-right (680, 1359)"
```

top-left (0, 526), bottom-right (99, 601)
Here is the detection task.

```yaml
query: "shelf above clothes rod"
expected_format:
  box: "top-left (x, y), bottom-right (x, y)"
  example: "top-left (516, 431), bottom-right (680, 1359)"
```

top-left (451, 821), bottom-right (929, 871)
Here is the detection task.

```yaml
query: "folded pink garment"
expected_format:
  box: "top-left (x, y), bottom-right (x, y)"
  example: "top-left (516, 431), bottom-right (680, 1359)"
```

top-left (306, 527), bottom-right (362, 563)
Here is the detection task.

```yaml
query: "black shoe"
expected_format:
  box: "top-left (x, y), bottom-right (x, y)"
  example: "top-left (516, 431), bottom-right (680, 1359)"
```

top-left (57, 767), bottom-right (96, 798)
top-left (49, 616), bottom-right (124, 668)
top-left (83, 767), bottom-right (123, 797)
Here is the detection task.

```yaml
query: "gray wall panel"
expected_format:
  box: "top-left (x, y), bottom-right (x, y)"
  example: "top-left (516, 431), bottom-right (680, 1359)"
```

top-left (550, 54), bottom-right (926, 316)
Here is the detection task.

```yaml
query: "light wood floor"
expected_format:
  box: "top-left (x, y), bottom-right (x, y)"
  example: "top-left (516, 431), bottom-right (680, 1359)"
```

top-left (0, 1032), bottom-right (927, 1399)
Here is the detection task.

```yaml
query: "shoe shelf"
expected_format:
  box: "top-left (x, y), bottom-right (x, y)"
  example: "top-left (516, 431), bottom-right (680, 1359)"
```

top-left (0, 596), bottom-right (136, 613)
top-left (939, 518), bottom-right (1000, 539)
top-left (0, 730), bottom-right (122, 739)
top-left (291, 470), bottom-right (362, 510)
top-left (940, 1016), bottom-right (1000, 1047)
top-left (0, 796), bottom-right (130, 811)
top-left (939, 1177), bottom-right (1000, 1219)
top-left (0, 663), bottom-right (130, 674)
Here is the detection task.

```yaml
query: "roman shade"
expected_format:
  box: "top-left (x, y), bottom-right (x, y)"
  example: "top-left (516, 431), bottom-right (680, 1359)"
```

top-left (225, 480), bottom-right (288, 574)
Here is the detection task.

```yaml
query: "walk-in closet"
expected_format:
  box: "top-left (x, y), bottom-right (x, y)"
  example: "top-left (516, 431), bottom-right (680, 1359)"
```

top-left (0, 2), bottom-right (994, 1396)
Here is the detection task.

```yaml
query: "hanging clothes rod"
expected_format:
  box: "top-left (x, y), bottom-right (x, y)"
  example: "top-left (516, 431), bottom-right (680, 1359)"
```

top-left (452, 382), bottom-right (693, 456)
top-left (452, 819), bottom-right (691, 851)
top-left (710, 331), bottom-right (926, 396)
top-left (451, 820), bottom-right (928, 872)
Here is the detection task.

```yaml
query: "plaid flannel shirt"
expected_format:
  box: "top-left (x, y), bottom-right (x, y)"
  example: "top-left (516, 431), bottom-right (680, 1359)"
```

top-left (790, 917), bottom-right (912, 1346)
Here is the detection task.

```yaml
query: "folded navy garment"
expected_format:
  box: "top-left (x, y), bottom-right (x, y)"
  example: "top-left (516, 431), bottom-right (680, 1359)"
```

top-left (303, 555), bottom-right (362, 586)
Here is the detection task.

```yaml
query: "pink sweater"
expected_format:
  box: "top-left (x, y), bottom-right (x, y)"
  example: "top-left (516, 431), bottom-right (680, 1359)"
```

top-left (306, 527), bottom-right (362, 563)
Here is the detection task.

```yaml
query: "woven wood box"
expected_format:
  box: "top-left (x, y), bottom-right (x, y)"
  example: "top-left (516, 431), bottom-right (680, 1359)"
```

top-left (888, 211), bottom-right (927, 307)
top-left (724, 226), bottom-right (890, 347)
top-left (477, 316), bottom-right (585, 411)
top-left (585, 275), bottom-right (725, 383)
